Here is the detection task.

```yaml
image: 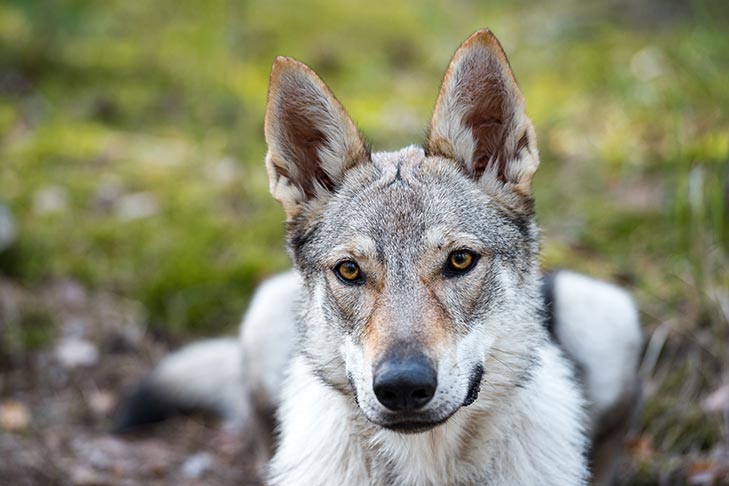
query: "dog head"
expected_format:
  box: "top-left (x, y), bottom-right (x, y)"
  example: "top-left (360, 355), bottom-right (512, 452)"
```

top-left (264, 30), bottom-right (545, 432)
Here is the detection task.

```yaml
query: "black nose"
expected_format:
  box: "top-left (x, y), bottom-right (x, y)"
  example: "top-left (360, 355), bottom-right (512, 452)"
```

top-left (373, 355), bottom-right (437, 412)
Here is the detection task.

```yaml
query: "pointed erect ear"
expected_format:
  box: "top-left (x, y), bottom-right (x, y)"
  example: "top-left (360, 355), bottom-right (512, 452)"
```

top-left (426, 29), bottom-right (538, 197)
top-left (265, 57), bottom-right (370, 219)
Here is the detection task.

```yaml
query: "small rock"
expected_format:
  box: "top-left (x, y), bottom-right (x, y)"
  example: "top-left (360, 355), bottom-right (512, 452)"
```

top-left (88, 390), bottom-right (116, 417)
top-left (93, 179), bottom-right (124, 213)
top-left (0, 201), bottom-right (16, 251)
top-left (71, 436), bottom-right (128, 472)
top-left (33, 185), bottom-right (69, 214)
top-left (206, 157), bottom-right (238, 185)
top-left (629, 46), bottom-right (666, 82)
top-left (57, 280), bottom-right (88, 309)
top-left (702, 383), bottom-right (729, 413)
top-left (0, 400), bottom-right (31, 432)
top-left (55, 337), bottom-right (99, 368)
top-left (85, 446), bottom-right (114, 471)
top-left (61, 318), bottom-right (90, 338)
top-left (69, 464), bottom-right (106, 485)
top-left (115, 192), bottom-right (160, 221)
top-left (180, 452), bottom-right (213, 479)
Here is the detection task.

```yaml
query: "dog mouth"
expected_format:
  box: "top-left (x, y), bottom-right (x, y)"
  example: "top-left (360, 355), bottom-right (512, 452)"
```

top-left (362, 404), bottom-right (458, 434)
top-left (380, 416), bottom-right (451, 434)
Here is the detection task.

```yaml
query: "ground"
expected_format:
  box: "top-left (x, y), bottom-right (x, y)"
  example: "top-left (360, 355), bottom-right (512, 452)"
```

top-left (0, 0), bottom-right (728, 484)
top-left (0, 277), bottom-right (261, 485)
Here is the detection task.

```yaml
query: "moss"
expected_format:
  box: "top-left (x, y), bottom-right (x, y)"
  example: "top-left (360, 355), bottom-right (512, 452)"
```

top-left (0, 307), bottom-right (55, 363)
top-left (18, 308), bottom-right (55, 351)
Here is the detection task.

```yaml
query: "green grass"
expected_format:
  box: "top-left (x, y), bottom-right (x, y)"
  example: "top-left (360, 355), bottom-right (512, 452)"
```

top-left (0, 0), bottom-right (728, 480)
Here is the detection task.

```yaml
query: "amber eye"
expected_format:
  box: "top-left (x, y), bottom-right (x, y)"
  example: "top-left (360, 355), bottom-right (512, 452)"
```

top-left (335, 260), bottom-right (363, 284)
top-left (446, 250), bottom-right (478, 275)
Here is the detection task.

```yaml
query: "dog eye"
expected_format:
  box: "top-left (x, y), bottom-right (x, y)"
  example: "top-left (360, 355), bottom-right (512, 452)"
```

top-left (445, 250), bottom-right (479, 276)
top-left (334, 260), bottom-right (364, 284)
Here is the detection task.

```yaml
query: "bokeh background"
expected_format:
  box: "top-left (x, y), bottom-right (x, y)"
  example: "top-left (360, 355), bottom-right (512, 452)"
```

top-left (1, 0), bottom-right (728, 484)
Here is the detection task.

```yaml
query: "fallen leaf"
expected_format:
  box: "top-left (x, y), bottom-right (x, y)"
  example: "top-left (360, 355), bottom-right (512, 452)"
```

top-left (88, 390), bottom-right (116, 417)
top-left (688, 458), bottom-right (716, 485)
top-left (0, 400), bottom-right (31, 432)
top-left (626, 434), bottom-right (654, 463)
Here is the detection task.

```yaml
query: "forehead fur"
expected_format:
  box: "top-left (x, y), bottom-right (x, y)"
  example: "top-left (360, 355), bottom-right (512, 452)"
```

top-left (370, 145), bottom-right (427, 178)
top-left (288, 145), bottom-right (537, 272)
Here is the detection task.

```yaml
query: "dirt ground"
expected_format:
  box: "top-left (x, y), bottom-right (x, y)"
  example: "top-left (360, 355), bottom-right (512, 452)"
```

top-left (0, 277), bottom-right (261, 485)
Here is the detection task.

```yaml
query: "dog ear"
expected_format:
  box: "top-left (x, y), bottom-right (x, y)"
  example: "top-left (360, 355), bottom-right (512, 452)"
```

top-left (427, 29), bottom-right (538, 198)
top-left (265, 57), bottom-right (370, 219)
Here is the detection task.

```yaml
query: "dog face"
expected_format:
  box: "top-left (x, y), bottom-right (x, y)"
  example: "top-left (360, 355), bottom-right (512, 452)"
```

top-left (264, 30), bottom-right (545, 432)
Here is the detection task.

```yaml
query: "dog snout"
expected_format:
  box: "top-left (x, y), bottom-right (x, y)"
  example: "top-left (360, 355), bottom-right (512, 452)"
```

top-left (373, 355), bottom-right (437, 412)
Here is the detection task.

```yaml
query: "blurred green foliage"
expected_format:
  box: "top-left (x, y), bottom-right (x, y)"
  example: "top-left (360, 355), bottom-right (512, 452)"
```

top-left (0, 0), bottom-right (727, 335)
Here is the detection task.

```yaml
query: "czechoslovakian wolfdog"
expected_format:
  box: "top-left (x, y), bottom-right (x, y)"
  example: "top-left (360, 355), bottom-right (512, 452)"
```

top-left (116, 29), bottom-right (643, 485)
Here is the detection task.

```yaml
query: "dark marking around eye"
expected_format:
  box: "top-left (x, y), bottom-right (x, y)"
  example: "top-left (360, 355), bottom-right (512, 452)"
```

top-left (334, 260), bottom-right (365, 285)
top-left (444, 250), bottom-right (480, 277)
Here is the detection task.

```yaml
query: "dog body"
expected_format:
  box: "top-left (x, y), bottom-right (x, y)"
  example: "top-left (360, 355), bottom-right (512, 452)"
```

top-left (115, 30), bottom-right (643, 485)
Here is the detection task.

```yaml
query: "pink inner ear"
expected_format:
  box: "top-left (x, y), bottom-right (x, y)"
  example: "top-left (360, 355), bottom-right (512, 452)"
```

top-left (458, 56), bottom-right (513, 181)
top-left (273, 84), bottom-right (336, 198)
